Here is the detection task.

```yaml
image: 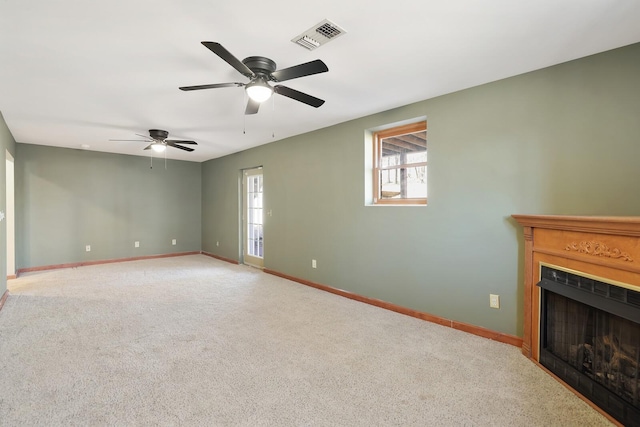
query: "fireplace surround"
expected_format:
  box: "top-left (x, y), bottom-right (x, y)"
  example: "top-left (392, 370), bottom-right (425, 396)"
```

top-left (513, 215), bottom-right (640, 426)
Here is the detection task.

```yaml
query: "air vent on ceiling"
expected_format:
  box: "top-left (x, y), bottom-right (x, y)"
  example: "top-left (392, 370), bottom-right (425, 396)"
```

top-left (291, 19), bottom-right (346, 51)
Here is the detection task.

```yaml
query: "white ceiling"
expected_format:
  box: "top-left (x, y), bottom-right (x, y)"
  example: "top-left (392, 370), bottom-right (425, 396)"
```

top-left (1, 1), bottom-right (639, 162)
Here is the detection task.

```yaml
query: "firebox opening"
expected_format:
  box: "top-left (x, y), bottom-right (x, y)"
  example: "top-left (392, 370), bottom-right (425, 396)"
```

top-left (538, 265), bottom-right (640, 427)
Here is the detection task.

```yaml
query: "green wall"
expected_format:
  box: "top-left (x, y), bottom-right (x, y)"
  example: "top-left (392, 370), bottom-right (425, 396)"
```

top-left (0, 112), bottom-right (17, 296)
top-left (16, 144), bottom-right (202, 268)
top-left (201, 43), bottom-right (640, 337)
top-left (7, 43), bottom-right (640, 337)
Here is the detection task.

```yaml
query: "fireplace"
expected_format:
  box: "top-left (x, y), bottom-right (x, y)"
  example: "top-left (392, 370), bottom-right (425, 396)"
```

top-left (513, 215), bottom-right (640, 426)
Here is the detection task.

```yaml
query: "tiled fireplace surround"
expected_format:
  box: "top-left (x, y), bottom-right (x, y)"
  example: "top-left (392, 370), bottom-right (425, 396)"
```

top-left (513, 215), bottom-right (640, 426)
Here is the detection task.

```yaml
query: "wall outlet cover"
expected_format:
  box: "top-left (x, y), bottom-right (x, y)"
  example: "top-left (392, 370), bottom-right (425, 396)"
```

top-left (490, 294), bottom-right (500, 309)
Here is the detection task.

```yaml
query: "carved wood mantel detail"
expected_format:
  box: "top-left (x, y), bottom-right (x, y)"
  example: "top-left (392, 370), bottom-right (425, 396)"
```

top-left (565, 240), bottom-right (634, 262)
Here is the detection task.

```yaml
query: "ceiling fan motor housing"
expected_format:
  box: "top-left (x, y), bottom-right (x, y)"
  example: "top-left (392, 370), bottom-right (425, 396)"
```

top-left (149, 129), bottom-right (169, 140)
top-left (242, 56), bottom-right (277, 78)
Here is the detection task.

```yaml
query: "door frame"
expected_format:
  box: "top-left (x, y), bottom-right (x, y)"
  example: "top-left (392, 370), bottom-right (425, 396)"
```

top-left (6, 150), bottom-right (15, 279)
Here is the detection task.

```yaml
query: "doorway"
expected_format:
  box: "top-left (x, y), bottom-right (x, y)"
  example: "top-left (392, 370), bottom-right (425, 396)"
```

top-left (242, 167), bottom-right (264, 268)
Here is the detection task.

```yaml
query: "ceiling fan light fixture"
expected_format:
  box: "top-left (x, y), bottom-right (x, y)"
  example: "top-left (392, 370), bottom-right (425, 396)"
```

top-left (151, 142), bottom-right (166, 153)
top-left (245, 77), bottom-right (273, 103)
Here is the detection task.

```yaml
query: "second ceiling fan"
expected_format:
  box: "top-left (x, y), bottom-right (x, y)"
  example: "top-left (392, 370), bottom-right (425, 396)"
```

top-left (111, 129), bottom-right (197, 153)
top-left (179, 42), bottom-right (328, 115)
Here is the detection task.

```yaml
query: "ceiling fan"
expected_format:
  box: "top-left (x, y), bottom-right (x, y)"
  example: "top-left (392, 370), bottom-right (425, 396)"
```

top-left (179, 42), bottom-right (329, 115)
top-left (110, 129), bottom-right (197, 153)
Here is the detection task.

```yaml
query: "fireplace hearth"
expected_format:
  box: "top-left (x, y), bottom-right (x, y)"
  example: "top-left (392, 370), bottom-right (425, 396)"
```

top-left (538, 265), bottom-right (640, 426)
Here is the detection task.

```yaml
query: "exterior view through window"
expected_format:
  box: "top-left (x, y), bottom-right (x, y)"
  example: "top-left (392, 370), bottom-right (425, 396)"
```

top-left (373, 121), bottom-right (427, 205)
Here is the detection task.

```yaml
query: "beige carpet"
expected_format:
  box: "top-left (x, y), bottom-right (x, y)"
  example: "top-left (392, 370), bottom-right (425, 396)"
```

top-left (0, 255), bottom-right (612, 426)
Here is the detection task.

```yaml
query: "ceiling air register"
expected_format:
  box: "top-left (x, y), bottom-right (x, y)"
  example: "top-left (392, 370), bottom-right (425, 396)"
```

top-left (291, 19), bottom-right (346, 51)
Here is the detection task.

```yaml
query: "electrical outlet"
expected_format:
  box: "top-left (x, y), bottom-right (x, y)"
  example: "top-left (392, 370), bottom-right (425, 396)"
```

top-left (85, 245), bottom-right (91, 252)
top-left (216, 241), bottom-right (219, 247)
top-left (312, 259), bottom-right (317, 269)
top-left (490, 294), bottom-right (500, 309)
top-left (134, 241), bottom-right (140, 248)
top-left (172, 239), bottom-right (176, 245)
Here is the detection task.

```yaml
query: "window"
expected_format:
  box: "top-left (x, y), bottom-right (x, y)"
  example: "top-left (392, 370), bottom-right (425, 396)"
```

top-left (372, 121), bottom-right (427, 205)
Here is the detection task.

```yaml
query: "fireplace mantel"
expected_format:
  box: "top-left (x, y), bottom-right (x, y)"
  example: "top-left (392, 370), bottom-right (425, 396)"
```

top-left (513, 215), bottom-right (640, 237)
top-left (513, 215), bottom-right (640, 358)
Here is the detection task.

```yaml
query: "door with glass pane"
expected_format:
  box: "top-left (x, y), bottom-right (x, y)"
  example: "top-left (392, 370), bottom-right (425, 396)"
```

top-left (243, 168), bottom-right (264, 268)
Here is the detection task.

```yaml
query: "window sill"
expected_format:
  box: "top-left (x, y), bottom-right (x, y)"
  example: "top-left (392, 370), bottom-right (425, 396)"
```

top-left (365, 202), bottom-right (428, 207)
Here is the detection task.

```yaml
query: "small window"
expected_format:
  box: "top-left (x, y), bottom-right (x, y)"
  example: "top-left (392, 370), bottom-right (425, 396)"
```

top-left (372, 121), bottom-right (427, 205)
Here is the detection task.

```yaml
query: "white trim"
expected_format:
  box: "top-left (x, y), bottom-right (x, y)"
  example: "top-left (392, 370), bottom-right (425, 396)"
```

top-left (6, 151), bottom-right (15, 278)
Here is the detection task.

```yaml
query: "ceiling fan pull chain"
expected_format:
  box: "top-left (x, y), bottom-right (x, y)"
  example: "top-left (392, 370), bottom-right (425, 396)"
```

top-left (243, 91), bottom-right (247, 134)
top-left (272, 95), bottom-right (275, 138)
